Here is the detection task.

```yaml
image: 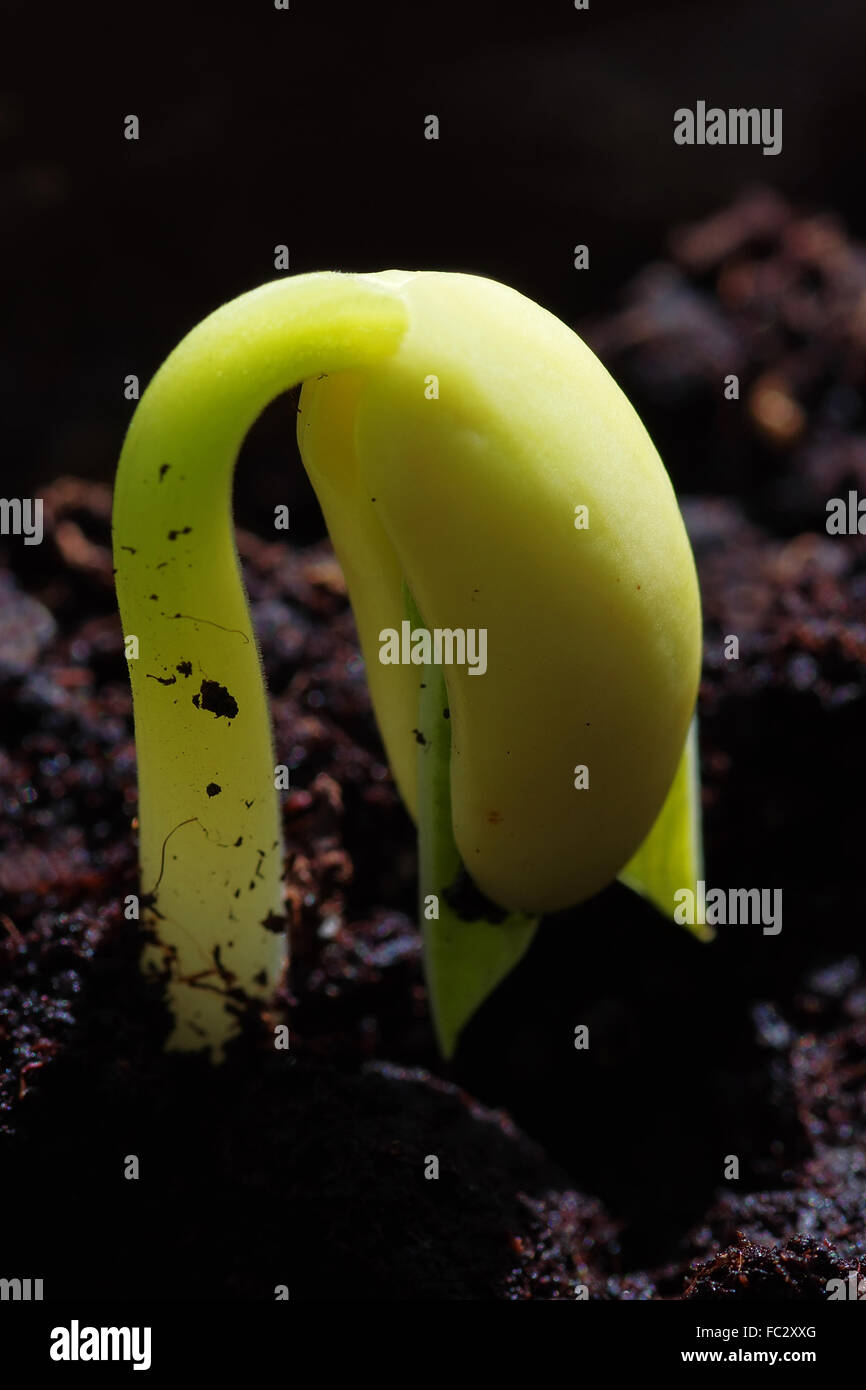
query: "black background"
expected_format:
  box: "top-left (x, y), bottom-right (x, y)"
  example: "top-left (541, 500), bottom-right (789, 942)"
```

top-left (4, 0), bottom-right (865, 521)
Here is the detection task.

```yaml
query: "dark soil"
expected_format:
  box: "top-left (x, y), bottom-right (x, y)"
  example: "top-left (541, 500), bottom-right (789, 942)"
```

top-left (1, 193), bottom-right (865, 1299)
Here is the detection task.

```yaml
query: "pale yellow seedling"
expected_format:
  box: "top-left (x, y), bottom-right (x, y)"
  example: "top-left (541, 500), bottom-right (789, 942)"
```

top-left (114, 270), bottom-right (703, 1059)
top-left (300, 271), bottom-right (702, 913)
top-left (113, 276), bottom-right (407, 1052)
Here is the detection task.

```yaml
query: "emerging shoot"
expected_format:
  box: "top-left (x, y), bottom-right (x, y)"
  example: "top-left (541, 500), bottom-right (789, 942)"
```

top-left (113, 270), bottom-right (703, 1059)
